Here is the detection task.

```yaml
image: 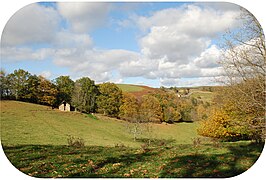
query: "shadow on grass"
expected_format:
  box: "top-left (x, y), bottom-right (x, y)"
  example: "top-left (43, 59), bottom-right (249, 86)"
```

top-left (159, 142), bottom-right (264, 178)
top-left (2, 142), bottom-right (264, 178)
top-left (2, 144), bottom-right (159, 178)
top-left (136, 138), bottom-right (176, 146)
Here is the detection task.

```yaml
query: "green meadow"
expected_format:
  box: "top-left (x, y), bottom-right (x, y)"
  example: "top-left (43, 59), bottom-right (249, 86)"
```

top-left (116, 84), bottom-right (145, 93)
top-left (1, 101), bottom-right (264, 178)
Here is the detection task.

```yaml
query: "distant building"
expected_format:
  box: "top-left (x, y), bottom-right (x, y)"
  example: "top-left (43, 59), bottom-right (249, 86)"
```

top-left (59, 101), bottom-right (75, 111)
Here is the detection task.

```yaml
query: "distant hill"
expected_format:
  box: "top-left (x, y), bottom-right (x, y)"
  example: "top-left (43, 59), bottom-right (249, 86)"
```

top-left (116, 84), bottom-right (216, 103)
top-left (116, 84), bottom-right (157, 99)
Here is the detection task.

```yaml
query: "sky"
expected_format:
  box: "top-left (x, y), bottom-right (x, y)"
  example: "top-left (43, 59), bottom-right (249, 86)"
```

top-left (1, 2), bottom-right (243, 87)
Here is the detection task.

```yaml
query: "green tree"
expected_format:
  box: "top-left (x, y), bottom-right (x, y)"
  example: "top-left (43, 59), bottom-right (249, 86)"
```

top-left (54, 76), bottom-right (74, 105)
top-left (7, 69), bottom-right (31, 100)
top-left (71, 77), bottom-right (98, 113)
top-left (0, 69), bottom-right (9, 99)
top-left (24, 74), bottom-right (40, 103)
top-left (164, 106), bottom-right (181, 123)
top-left (179, 99), bottom-right (193, 122)
top-left (97, 82), bottom-right (122, 117)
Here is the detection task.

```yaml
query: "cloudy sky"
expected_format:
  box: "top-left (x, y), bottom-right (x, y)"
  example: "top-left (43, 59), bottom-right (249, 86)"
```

top-left (1, 2), bottom-right (242, 87)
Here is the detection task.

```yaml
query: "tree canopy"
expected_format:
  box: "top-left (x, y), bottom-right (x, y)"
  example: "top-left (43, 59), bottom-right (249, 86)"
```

top-left (97, 82), bottom-right (122, 118)
top-left (71, 77), bottom-right (98, 113)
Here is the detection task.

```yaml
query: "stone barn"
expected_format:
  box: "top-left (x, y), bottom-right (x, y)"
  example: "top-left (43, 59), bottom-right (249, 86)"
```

top-left (59, 101), bottom-right (75, 111)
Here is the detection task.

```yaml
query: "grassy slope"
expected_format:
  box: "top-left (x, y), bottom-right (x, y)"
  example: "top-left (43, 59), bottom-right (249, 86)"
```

top-left (1, 101), bottom-right (198, 147)
top-left (1, 101), bottom-right (264, 178)
top-left (189, 90), bottom-right (214, 103)
top-left (116, 84), bottom-right (145, 92)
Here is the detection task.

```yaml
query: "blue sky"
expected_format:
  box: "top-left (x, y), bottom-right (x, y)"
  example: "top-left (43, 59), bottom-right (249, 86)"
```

top-left (1, 2), bottom-right (242, 87)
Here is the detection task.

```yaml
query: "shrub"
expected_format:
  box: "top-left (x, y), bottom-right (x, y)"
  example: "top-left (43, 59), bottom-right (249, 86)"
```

top-left (67, 135), bottom-right (85, 148)
top-left (114, 143), bottom-right (126, 148)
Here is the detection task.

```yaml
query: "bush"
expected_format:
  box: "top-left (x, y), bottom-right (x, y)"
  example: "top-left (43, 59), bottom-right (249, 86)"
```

top-left (67, 135), bottom-right (85, 148)
top-left (197, 108), bottom-right (246, 141)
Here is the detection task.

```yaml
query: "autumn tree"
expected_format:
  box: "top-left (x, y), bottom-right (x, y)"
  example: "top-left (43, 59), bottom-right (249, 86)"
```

top-left (119, 93), bottom-right (139, 121)
top-left (220, 9), bottom-right (265, 142)
top-left (199, 9), bottom-right (265, 142)
top-left (119, 93), bottom-right (142, 141)
top-left (37, 76), bottom-right (58, 106)
top-left (139, 95), bottom-right (163, 123)
top-left (152, 91), bottom-right (181, 123)
top-left (197, 107), bottom-right (245, 140)
top-left (97, 82), bottom-right (122, 117)
top-left (139, 95), bottom-right (162, 145)
top-left (71, 77), bottom-right (98, 113)
top-left (54, 76), bottom-right (74, 105)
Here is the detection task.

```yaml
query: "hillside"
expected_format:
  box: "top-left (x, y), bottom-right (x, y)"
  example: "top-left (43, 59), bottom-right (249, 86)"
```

top-left (1, 101), bottom-right (198, 147)
top-left (116, 84), bottom-right (215, 104)
top-left (1, 101), bottom-right (263, 178)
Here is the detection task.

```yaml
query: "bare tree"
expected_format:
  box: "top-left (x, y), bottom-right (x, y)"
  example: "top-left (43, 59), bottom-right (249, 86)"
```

top-left (219, 8), bottom-right (265, 142)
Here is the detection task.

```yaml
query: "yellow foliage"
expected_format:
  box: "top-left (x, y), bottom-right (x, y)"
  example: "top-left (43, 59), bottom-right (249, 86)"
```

top-left (197, 108), bottom-right (242, 139)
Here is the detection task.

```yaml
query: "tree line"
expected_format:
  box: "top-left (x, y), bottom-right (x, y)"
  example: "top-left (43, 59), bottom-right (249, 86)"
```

top-left (0, 69), bottom-right (119, 115)
top-left (1, 69), bottom-right (204, 124)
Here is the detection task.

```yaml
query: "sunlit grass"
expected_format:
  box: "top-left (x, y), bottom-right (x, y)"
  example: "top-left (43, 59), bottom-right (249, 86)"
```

top-left (1, 101), bottom-right (199, 147)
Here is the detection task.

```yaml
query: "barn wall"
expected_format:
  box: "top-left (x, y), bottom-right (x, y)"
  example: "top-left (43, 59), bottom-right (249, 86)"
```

top-left (65, 104), bottom-right (71, 111)
top-left (59, 104), bottom-right (65, 111)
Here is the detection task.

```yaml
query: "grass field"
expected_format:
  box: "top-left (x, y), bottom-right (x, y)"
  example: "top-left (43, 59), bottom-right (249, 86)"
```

top-left (1, 101), bottom-right (264, 178)
top-left (1, 101), bottom-right (198, 147)
top-left (116, 84), bottom-right (145, 93)
top-left (189, 90), bottom-right (214, 103)
top-left (3, 142), bottom-right (263, 178)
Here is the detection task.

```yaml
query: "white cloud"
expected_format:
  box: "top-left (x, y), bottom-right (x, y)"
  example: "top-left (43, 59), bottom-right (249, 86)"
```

top-left (1, 46), bottom-right (53, 62)
top-left (136, 4), bottom-right (240, 36)
top-left (126, 4), bottom-right (240, 86)
top-left (137, 4), bottom-right (239, 63)
top-left (57, 2), bottom-right (111, 33)
top-left (1, 3), bottom-right (60, 46)
top-left (53, 48), bottom-right (141, 82)
top-left (140, 26), bottom-right (210, 62)
top-left (1, 3), bottom-right (242, 88)
top-left (54, 31), bottom-right (93, 48)
top-left (194, 45), bottom-right (221, 68)
top-left (52, 4), bottom-right (240, 85)
top-left (160, 77), bottom-right (219, 87)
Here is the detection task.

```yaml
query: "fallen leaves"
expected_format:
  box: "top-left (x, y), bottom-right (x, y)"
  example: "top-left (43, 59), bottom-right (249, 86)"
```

top-left (124, 173), bottom-right (131, 177)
